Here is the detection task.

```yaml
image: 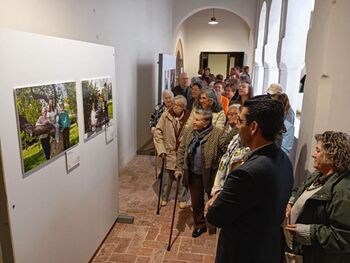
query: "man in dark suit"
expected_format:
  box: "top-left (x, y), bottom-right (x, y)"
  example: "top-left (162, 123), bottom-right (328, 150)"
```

top-left (206, 96), bottom-right (294, 263)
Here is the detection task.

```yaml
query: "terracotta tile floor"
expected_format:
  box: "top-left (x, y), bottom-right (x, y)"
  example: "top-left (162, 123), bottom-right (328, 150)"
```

top-left (92, 155), bottom-right (217, 263)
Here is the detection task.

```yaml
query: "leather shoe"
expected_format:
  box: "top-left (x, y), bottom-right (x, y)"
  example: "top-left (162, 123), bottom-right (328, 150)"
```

top-left (192, 226), bottom-right (207, 238)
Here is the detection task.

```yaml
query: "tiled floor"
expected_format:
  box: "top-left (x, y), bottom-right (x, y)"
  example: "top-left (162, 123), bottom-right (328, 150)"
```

top-left (92, 155), bottom-right (217, 263)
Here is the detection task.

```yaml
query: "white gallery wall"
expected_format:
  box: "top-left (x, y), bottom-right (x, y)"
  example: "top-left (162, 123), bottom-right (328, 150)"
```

top-left (294, 0), bottom-right (350, 185)
top-left (0, 29), bottom-right (117, 263)
top-left (181, 8), bottom-right (254, 78)
top-left (0, 0), bottom-right (174, 169)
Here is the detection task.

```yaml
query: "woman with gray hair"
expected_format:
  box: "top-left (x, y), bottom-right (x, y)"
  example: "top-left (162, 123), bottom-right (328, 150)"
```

top-left (284, 131), bottom-right (350, 263)
top-left (185, 88), bottom-right (226, 130)
top-left (149, 89), bottom-right (174, 135)
top-left (153, 95), bottom-right (189, 208)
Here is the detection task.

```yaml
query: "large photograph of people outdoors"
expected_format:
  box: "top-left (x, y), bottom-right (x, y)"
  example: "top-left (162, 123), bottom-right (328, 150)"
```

top-left (15, 81), bottom-right (79, 175)
top-left (82, 77), bottom-right (113, 141)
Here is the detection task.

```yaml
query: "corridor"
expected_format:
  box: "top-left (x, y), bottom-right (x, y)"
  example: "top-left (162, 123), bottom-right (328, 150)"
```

top-left (92, 155), bottom-right (217, 263)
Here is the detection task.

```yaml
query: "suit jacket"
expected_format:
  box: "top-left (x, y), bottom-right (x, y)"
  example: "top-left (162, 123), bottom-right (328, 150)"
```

top-left (207, 143), bottom-right (294, 263)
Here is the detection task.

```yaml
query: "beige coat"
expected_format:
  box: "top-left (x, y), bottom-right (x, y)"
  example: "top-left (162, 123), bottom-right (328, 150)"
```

top-left (153, 110), bottom-right (188, 170)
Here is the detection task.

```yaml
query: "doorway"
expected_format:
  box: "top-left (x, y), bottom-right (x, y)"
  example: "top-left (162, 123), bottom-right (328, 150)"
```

top-left (199, 52), bottom-right (244, 78)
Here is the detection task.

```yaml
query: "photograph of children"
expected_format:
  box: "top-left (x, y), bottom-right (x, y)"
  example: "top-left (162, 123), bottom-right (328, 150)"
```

top-left (14, 81), bottom-right (79, 175)
top-left (82, 77), bottom-right (113, 141)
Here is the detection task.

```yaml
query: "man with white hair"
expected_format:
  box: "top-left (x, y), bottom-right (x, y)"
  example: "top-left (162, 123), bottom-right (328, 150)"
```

top-left (266, 83), bottom-right (295, 125)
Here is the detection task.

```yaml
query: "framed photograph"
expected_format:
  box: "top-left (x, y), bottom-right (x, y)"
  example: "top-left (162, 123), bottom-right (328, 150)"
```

top-left (14, 81), bottom-right (79, 176)
top-left (81, 77), bottom-right (113, 141)
top-left (157, 54), bottom-right (176, 104)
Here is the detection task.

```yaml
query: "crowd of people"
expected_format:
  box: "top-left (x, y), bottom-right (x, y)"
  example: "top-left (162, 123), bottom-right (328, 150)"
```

top-left (149, 67), bottom-right (350, 263)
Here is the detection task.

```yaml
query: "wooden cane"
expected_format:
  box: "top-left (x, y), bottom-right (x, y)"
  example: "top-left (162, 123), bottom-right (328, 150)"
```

top-left (167, 176), bottom-right (180, 251)
top-left (154, 149), bottom-right (158, 179)
top-left (156, 158), bottom-right (165, 215)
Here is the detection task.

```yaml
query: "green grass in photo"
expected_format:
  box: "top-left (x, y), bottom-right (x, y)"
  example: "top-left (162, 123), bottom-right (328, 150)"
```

top-left (69, 123), bottom-right (79, 146)
top-left (23, 142), bottom-right (46, 173)
top-left (22, 123), bottom-right (79, 173)
top-left (108, 101), bottom-right (113, 119)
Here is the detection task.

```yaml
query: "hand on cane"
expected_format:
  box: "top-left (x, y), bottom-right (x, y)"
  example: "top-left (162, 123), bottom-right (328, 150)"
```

top-left (174, 170), bottom-right (182, 179)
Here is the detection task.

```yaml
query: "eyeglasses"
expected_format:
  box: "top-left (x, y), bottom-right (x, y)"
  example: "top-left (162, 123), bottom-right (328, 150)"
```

top-left (173, 103), bottom-right (184, 108)
top-left (227, 112), bottom-right (238, 117)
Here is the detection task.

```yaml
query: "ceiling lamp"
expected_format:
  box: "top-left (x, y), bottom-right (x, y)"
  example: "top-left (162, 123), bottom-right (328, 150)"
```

top-left (208, 9), bottom-right (219, 25)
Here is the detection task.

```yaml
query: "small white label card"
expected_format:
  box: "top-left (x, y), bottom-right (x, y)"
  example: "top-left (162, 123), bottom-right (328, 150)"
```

top-left (65, 146), bottom-right (80, 172)
top-left (105, 124), bottom-right (114, 144)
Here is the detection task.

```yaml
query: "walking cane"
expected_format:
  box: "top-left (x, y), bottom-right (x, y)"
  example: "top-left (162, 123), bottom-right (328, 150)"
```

top-left (154, 150), bottom-right (158, 179)
top-left (167, 175), bottom-right (180, 251)
top-left (156, 158), bottom-right (165, 215)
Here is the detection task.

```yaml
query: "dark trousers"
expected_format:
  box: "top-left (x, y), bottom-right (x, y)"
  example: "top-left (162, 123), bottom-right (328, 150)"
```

top-left (40, 136), bottom-right (51, 160)
top-left (189, 171), bottom-right (211, 229)
top-left (62, 128), bottom-right (70, 150)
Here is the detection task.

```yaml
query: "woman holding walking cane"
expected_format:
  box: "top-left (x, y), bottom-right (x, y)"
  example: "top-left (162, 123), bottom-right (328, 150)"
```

top-left (153, 95), bottom-right (190, 209)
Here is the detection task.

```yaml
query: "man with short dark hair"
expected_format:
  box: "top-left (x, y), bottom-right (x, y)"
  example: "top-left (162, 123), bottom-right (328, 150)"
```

top-left (206, 97), bottom-right (294, 263)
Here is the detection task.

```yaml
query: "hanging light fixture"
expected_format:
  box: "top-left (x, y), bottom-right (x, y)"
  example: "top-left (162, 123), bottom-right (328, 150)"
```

top-left (208, 8), bottom-right (219, 25)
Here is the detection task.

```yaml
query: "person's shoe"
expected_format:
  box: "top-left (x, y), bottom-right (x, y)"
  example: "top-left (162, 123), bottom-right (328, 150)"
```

top-left (179, 201), bottom-right (186, 209)
top-left (192, 226), bottom-right (207, 238)
top-left (161, 200), bottom-right (168, 206)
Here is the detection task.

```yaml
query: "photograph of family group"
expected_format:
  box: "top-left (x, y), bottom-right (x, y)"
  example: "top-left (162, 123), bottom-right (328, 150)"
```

top-left (14, 81), bottom-right (79, 175)
top-left (82, 77), bottom-right (113, 141)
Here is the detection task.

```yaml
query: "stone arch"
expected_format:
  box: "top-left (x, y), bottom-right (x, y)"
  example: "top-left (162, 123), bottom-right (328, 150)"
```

top-left (173, 6), bottom-right (251, 35)
top-left (253, 2), bottom-right (267, 95)
top-left (263, 0), bottom-right (282, 92)
top-left (279, 0), bottom-right (315, 122)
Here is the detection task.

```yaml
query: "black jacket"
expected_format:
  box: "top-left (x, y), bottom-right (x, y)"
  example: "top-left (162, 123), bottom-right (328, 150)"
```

top-left (207, 143), bottom-right (293, 263)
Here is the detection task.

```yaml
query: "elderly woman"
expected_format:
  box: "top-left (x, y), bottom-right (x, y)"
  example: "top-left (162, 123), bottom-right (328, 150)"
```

top-left (149, 90), bottom-right (174, 135)
top-left (284, 131), bottom-right (350, 263)
top-left (210, 105), bottom-right (250, 196)
top-left (186, 88), bottom-right (226, 130)
top-left (224, 104), bottom-right (241, 140)
top-left (153, 95), bottom-right (189, 208)
top-left (175, 109), bottom-right (228, 238)
top-left (271, 93), bottom-right (295, 157)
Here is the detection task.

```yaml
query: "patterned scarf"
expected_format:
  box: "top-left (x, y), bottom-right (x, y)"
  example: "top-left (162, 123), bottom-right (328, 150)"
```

top-left (188, 124), bottom-right (213, 155)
